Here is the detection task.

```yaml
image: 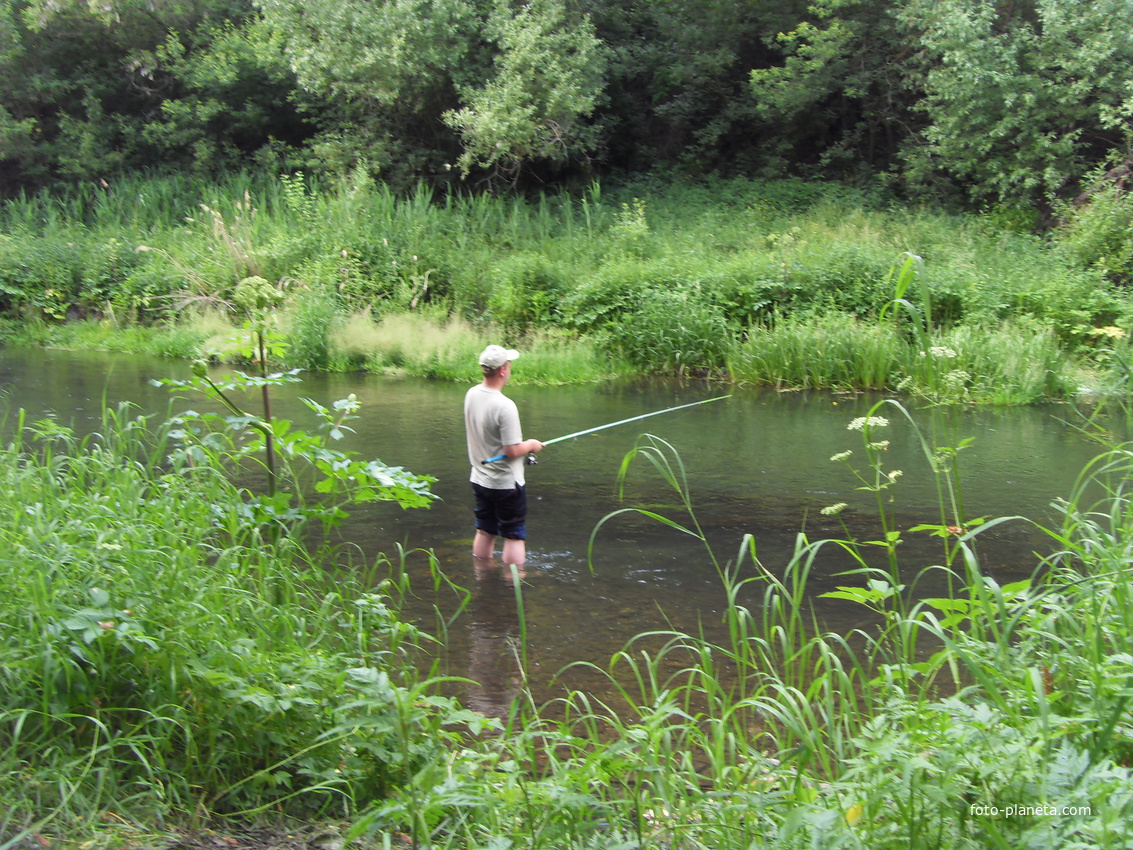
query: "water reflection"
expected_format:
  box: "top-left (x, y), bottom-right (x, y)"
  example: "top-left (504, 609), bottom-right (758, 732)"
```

top-left (465, 559), bottom-right (523, 719)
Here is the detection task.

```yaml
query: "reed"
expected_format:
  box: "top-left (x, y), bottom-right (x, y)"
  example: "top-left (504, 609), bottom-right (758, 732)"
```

top-left (893, 320), bottom-right (1077, 404)
top-left (2, 171), bottom-right (1123, 399)
top-left (728, 312), bottom-right (901, 389)
top-left (347, 413), bottom-right (1133, 847)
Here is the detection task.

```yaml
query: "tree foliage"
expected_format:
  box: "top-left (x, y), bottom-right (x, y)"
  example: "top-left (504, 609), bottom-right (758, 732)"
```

top-left (0, 0), bottom-right (301, 189)
top-left (897, 0), bottom-right (1133, 205)
top-left (748, 0), bottom-right (917, 177)
top-left (1, 0), bottom-right (1132, 205)
top-left (444, 0), bottom-right (604, 184)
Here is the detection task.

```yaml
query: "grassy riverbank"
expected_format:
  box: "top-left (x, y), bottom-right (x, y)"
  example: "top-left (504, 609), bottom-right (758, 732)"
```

top-left (3, 393), bottom-right (1133, 847)
top-left (2, 172), bottom-right (1131, 402)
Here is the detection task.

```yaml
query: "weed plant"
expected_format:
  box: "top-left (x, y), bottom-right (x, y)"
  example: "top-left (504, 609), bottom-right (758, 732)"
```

top-left (345, 408), bottom-right (1133, 848)
top-left (728, 311), bottom-right (901, 389)
top-left (0, 171), bottom-right (1129, 395)
top-left (5, 389), bottom-right (1133, 846)
top-left (0, 405), bottom-right (473, 842)
top-left (328, 313), bottom-right (626, 384)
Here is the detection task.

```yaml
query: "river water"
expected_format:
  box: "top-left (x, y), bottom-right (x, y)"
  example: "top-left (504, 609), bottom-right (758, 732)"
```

top-left (0, 347), bottom-right (1112, 714)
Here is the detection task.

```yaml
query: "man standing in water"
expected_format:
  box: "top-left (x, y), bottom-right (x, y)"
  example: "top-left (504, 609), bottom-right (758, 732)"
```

top-left (465, 345), bottom-right (545, 566)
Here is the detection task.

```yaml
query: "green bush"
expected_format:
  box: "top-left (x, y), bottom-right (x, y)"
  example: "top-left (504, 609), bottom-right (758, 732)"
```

top-left (1054, 184), bottom-right (1133, 286)
top-left (608, 286), bottom-right (732, 375)
top-left (706, 255), bottom-right (804, 326)
top-left (895, 320), bottom-right (1075, 404)
top-left (284, 282), bottom-right (339, 371)
top-left (729, 311), bottom-right (900, 388)
top-left (484, 252), bottom-right (568, 333)
top-left (559, 258), bottom-right (654, 333)
top-left (783, 242), bottom-right (896, 318)
top-left (0, 232), bottom-right (84, 319)
top-left (0, 407), bottom-right (458, 830)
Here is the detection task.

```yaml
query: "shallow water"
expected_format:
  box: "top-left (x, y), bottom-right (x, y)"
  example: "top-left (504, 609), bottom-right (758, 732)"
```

top-left (0, 347), bottom-right (1111, 712)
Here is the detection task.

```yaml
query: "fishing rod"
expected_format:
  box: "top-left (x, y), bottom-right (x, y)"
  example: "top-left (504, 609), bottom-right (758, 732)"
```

top-left (480, 394), bottom-right (732, 464)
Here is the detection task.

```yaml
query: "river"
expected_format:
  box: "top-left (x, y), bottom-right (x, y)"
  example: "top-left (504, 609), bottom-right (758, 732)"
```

top-left (0, 346), bottom-right (1111, 714)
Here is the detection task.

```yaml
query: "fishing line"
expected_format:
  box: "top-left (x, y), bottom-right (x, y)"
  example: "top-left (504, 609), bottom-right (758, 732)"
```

top-left (480, 394), bottom-right (732, 464)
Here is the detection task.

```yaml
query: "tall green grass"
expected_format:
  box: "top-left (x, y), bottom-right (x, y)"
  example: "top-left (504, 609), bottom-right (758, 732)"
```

top-left (728, 311), bottom-right (901, 389)
top-left (0, 405), bottom-right (471, 841)
top-left (346, 410), bottom-right (1133, 848)
top-left (728, 313), bottom-right (1077, 402)
top-left (328, 312), bottom-right (628, 383)
top-left (0, 171), bottom-right (1128, 395)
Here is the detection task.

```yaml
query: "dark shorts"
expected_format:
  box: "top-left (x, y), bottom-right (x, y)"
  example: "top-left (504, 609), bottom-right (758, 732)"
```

top-left (472, 482), bottom-right (527, 540)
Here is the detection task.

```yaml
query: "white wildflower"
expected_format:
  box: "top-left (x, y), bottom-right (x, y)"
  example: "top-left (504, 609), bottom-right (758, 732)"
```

top-left (887, 469), bottom-right (903, 481)
top-left (830, 450), bottom-right (853, 462)
top-left (848, 416), bottom-right (889, 431)
top-left (821, 502), bottom-right (848, 516)
top-left (928, 346), bottom-right (958, 359)
top-left (942, 370), bottom-right (970, 390)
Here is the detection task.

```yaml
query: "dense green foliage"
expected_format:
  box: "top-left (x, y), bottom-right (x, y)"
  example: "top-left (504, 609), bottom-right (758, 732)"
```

top-left (0, 404), bottom-right (477, 833)
top-left (5, 400), bottom-right (1133, 846)
top-left (2, 171), bottom-right (1132, 402)
top-left (1, 0), bottom-right (1132, 206)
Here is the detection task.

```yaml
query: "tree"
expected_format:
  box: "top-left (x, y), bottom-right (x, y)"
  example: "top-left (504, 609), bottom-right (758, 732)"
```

top-left (587, 0), bottom-right (793, 175)
top-left (0, 3), bottom-right (43, 189)
top-left (897, 0), bottom-right (1133, 206)
top-left (142, 18), bottom-right (311, 172)
top-left (443, 0), bottom-right (605, 185)
top-left (0, 0), bottom-right (301, 189)
top-left (748, 0), bottom-right (920, 180)
top-left (253, 0), bottom-right (481, 181)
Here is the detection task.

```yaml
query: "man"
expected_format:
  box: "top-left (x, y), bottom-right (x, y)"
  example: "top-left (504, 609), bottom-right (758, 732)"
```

top-left (464, 344), bottom-right (544, 566)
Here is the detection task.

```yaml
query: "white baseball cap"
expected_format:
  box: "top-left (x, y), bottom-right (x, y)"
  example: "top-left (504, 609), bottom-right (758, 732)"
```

top-left (479, 345), bottom-right (519, 369)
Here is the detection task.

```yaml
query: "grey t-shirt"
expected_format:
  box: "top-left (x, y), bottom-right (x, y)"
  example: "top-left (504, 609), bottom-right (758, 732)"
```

top-left (465, 384), bottom-right (525, 488)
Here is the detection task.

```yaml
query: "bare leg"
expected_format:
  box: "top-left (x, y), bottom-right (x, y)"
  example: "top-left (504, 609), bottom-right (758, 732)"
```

top-left (473, 529), bottom-right (497, 561)
top-left (501, 537), bottom-right (526, 568)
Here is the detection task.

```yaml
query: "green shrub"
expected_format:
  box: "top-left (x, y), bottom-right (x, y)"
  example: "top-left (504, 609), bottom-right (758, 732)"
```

top-left (729, 311), bottom-right (900, 388)
top-left (895, 321), bottom-right (1076, 404)
top-left (0, 406), bottom-right (457, 831)
top-left (707, 255), bottom-right (806, 326)
top-left (484, 252), bottom-right (568, 333)
top-left (0, 231), bottom-right (84, 319)
top-left (284, 282), bottom-right (339, 371)
top-left (559, 258), bottom-right (654, 333)
top-left (784, 241), bottom-right (896, 318)
top-left (3, 171), bottom-right (1130, 398)
top-left (1011, 270), bottom-right (1123, 351)
top-left (1054, 183), bottom-right (1133, 285)
top-left (608, 286), bottom-right (732, 375)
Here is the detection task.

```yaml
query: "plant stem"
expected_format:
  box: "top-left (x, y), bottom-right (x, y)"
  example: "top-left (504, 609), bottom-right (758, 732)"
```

top-left (257, 327), bottom-right (277, 495)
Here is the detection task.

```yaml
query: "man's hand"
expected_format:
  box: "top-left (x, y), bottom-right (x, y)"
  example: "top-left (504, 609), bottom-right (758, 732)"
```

top-left (503, 438), bottom-right (545, 459)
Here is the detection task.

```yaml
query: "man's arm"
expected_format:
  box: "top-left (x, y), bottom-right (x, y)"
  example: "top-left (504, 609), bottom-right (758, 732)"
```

top-left (503, 439), bottom-right (545, 458)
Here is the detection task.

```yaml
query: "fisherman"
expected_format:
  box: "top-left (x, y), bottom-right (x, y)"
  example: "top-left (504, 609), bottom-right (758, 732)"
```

top-left (464, 345), bottom-right (545, 567)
